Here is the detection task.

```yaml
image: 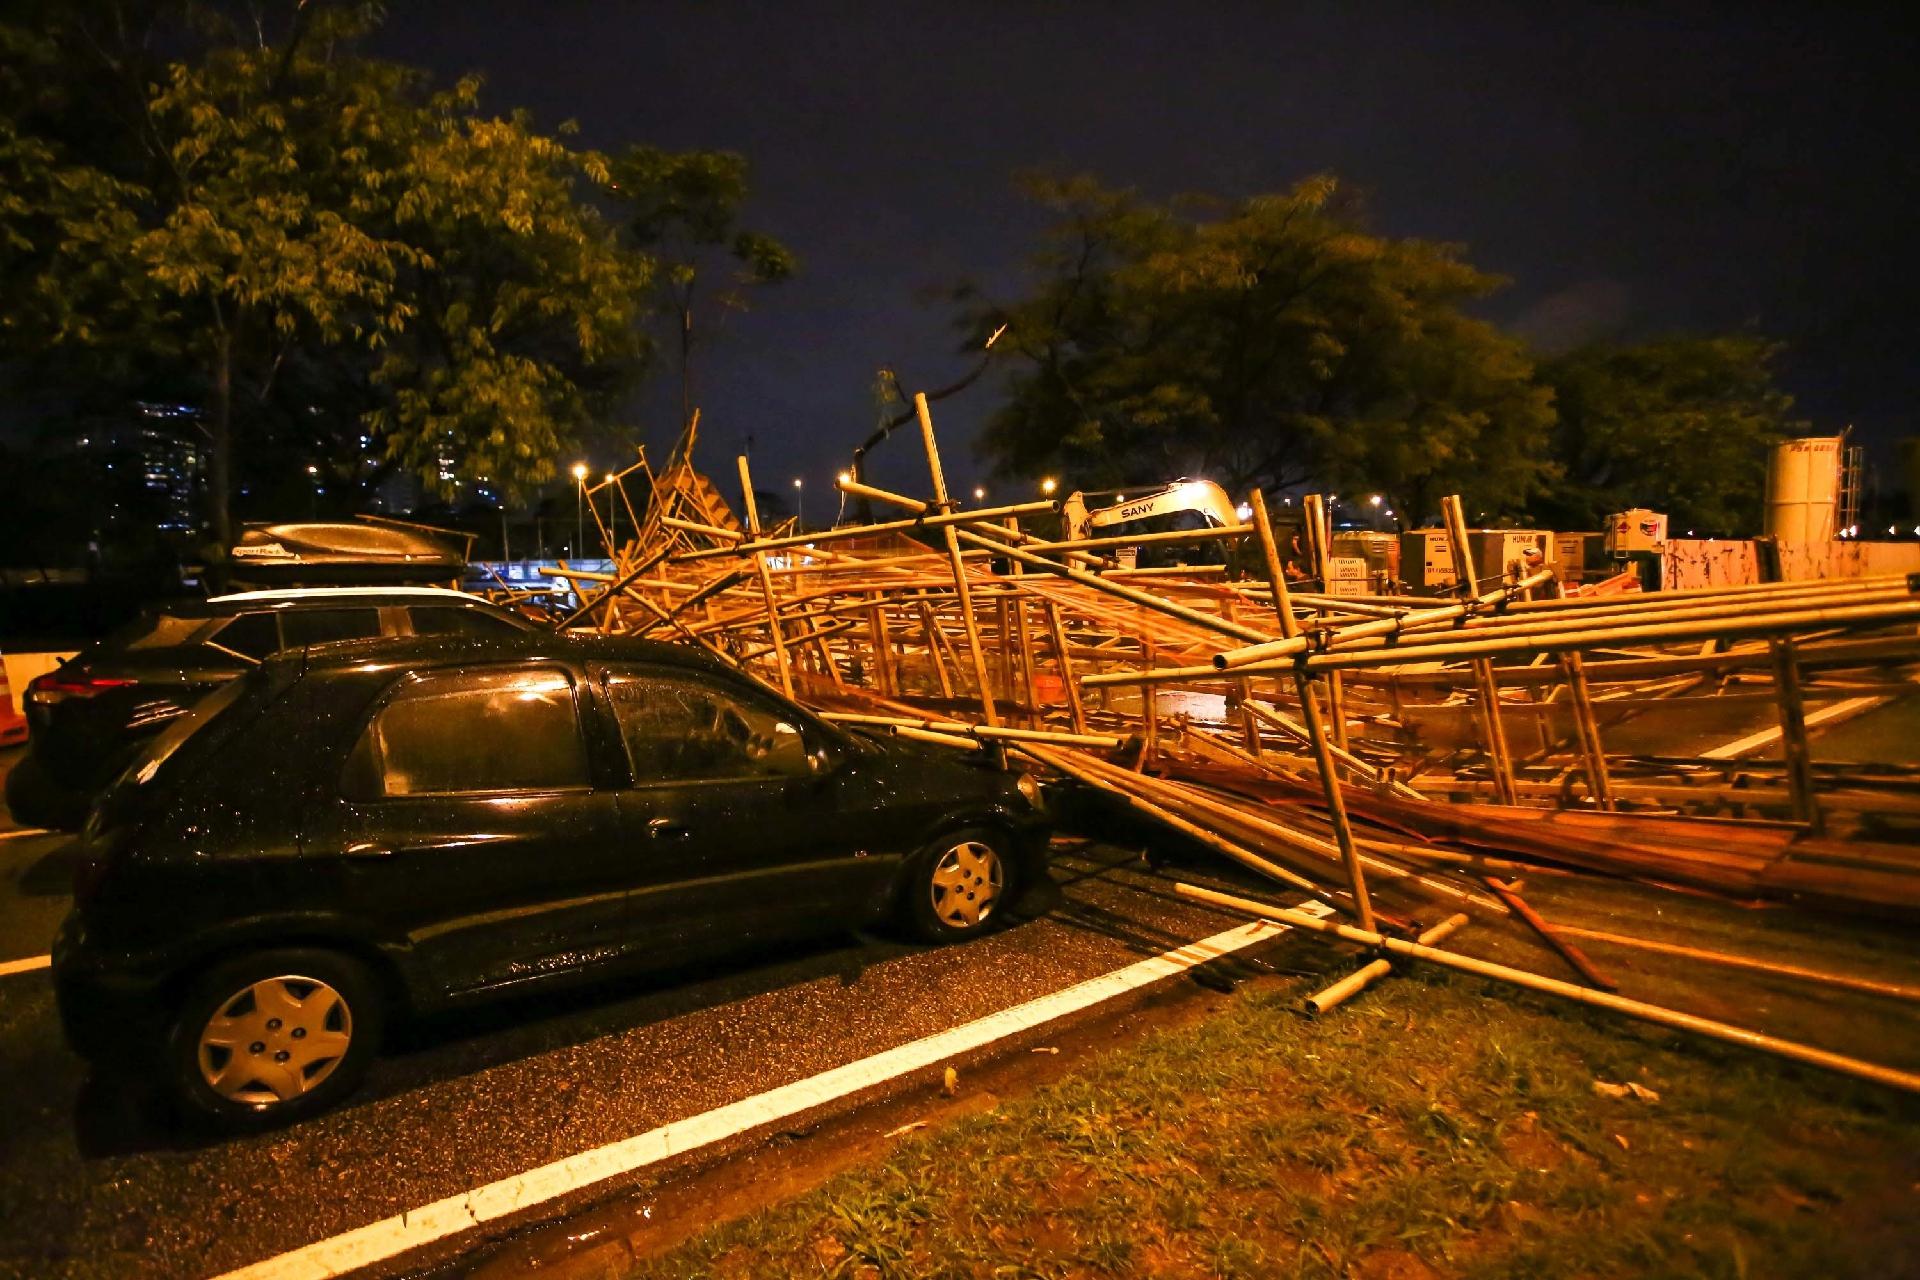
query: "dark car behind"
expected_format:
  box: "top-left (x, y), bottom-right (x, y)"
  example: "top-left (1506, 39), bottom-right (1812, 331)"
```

top-left (6, 588), bottom-right (535, 830)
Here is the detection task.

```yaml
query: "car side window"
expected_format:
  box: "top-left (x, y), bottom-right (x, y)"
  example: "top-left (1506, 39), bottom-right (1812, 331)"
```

top-left (409, 606), bottom-right (526, 637)
top-left (208, 612), bottom-right (280, 661)
top-left (347, 667), bottom-right (589, 797)
top-left (280, 607), bottom-right (383, 648)
top-left (604, 671), bottom-right (810, 785)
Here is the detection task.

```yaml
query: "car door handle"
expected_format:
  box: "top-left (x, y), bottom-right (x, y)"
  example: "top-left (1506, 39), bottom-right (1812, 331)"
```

top-left (647, 818), bottom-right (692, 840)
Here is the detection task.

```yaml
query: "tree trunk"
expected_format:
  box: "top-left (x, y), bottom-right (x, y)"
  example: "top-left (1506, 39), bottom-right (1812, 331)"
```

top-left (679, 304), bottom-right (694, 431)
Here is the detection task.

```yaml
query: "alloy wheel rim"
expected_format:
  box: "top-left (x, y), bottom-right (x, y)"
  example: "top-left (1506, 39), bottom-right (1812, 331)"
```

top-left (196, 975), bottom-right (353, 1106)
top-left (930, 840), bottom-right (1005, 929)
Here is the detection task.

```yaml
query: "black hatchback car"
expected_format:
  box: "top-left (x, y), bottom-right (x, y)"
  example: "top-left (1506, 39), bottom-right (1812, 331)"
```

top-left (54, 632), bottom-right (1049, 1128)
top-left (6, 587), bottom-right (536, 831)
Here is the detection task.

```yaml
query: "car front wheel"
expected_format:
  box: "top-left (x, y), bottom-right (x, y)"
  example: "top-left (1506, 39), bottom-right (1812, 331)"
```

top-left (166, 948), bottom-right (383, 1130)
top-left (901, 826), bottom-right (1015, 943)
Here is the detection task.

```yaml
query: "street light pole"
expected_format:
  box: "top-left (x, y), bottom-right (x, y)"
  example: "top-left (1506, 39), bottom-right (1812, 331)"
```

top-left (571, 462), bottom-right (587, 559)
top-left (605, 473), bottom-right (617, 556)
top-left (793, 477), bottom-right (804, 529)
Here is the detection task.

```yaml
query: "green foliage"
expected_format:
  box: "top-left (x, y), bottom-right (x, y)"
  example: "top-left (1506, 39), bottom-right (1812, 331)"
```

top-left (610, 145), bottom-right (795, 430)
top-left (965, 173), bottom-right (1556, 525)
top-left (620, 887), bottom-right (1920, 1280)
top-left (368, 99), bottom-right (652, 493)
top-left (1538, 336), bottom-right (1803, 535)
top-left (0, 1), bottom-right (656, 544)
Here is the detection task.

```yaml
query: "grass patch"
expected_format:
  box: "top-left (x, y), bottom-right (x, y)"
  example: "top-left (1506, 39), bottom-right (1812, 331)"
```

top-left (618, 943), bottom-right (1919, 1279)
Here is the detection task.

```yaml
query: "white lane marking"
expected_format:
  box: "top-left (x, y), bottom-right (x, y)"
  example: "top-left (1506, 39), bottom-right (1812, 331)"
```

top-left (212, 902), bottom-right (1331, 1280)
top-left (0, 954), bottom-right (51, 977)
top-left (1700, 694), bottom-right (1891, 760)
top-left (0, 828), bottom-right (52, 843)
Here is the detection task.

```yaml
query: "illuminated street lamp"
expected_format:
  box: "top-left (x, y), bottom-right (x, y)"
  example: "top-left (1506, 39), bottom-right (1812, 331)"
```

top-left (973, 486), bottom-right (986, 503)
top-left (1040, 477), bottom-right (1058, 496)
top-left (793, 477), bottom-right (804, 528)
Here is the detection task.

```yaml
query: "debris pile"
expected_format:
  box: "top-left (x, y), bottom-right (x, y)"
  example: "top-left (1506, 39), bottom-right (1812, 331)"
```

top-left (517, 397), bottom-right (1920, 1092)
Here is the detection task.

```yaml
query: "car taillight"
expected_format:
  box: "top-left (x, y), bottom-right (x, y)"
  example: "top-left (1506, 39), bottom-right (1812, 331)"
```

top-left (26, 673), bottom-right (134, 706)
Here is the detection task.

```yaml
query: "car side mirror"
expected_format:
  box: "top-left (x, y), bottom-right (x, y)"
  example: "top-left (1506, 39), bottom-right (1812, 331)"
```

top-left (806, 739), bottom-right (839, 779)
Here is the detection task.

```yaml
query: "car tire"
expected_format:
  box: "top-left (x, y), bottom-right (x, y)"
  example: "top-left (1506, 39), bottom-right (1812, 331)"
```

top-left (900, 826), bottom-right (1018, 944)
top-left (165, 948), bottom-right (384, 1131)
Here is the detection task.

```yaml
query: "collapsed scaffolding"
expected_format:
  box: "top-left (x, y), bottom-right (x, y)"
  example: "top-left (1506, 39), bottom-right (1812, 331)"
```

top-left (515, 395), bottom-right (1920, 1094)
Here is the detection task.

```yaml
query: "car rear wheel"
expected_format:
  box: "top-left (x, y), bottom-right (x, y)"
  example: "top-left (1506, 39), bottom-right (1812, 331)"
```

top-left (166, 949), bottom-right (383, 1130)
top-left (901, 826), bottom-right (1015, 943)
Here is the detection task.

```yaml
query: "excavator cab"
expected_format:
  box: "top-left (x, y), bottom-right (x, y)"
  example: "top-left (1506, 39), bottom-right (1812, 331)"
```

top-left (1062, 479), bottom-right (1245, 571)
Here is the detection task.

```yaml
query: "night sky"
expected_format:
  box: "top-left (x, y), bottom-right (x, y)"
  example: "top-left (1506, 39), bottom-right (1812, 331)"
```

top-left (375, 3), bottom-right (1918, 505)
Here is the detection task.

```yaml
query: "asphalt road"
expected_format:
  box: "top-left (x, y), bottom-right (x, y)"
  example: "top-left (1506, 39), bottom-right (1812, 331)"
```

top-left (3, 688), bottom-right (1912, 1280)
top-left (0, 797), bottom-right (1301, 1280)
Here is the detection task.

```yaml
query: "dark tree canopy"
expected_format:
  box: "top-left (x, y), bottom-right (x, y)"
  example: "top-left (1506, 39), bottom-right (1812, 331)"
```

top-left (0, 1), bottom-right (767, 557)
top-left (961, 174), bottom-right (1556, 526)
top-left (1536, 336), bottom-right (1803, 535)
top-left (609, 145), bottom-right (796, 436)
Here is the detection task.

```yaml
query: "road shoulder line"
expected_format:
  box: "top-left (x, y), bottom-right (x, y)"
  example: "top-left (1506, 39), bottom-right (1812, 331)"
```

top-left (1700, 694), bottom-right (1890, 760)
top-left (0, 954), bottom-right (50, 977)
top-left (212, 904), bottom-right (1326, 1280)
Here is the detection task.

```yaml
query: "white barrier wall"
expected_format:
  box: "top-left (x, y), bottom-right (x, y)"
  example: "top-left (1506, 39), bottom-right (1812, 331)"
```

top-left (3, 652), bottom-right (76, 716)
top-left (1779, 539), bottom-right (1920, 582)
top-left (1659, 538), bottom-right (1920, 589)
top-left (1662, 540), bottom-right (1763, 590)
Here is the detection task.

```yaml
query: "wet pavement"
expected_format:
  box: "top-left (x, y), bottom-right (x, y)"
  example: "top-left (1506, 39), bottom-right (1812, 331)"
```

top-left (0, 810), bottom-right (1291, 1280)
top-left (2, 686), bottom-right (1913, 1280)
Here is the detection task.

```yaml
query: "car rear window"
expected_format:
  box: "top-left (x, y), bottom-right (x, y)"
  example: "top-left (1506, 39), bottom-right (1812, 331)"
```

top-left (280, 607), bottom-right (384, 648)
top-left (99, 613), bottom-right (208, 653)
top-left (346, 668), bottom-right (588, 797)
top-left (409, 606), bottom-right (527, 637)
top-left (207, 612), bottom-right (280, 661)
top-left (121, 679), bottom-right (251, 790)
top-left (117, 610), bottom-right (209, 652)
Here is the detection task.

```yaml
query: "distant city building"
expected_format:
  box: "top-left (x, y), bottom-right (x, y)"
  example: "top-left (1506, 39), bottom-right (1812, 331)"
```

top-left (367, 466), bottom-right (422, 515)
top-left (77, 404), bottom-right (207, 533)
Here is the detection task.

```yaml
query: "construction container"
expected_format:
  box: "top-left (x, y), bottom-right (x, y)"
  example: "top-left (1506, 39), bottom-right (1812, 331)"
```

top-left (1475, 530), bottom-right (1553, 587)
top-left (1605, 509), bottom-right (1669, 555)
top-left (1400, 529), bottom-right (1457, 594)
top-left (1554, 532), bottom-right (1603, 587)
top-left (1400, 528), bottom-right (1554, 594)
top-left (1328, 531), bottom-right (1400, 595)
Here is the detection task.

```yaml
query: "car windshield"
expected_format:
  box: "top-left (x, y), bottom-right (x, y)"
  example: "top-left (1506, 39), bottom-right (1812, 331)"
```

top-left (1098, 509), bottom-right (1229, 566)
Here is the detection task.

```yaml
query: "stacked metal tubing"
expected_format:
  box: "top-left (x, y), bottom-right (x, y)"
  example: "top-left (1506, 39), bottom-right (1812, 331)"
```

top-left (549, 396), bottom-right (1920, 1095)
top-left (1064, 576), bottom-right (1920, 687)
